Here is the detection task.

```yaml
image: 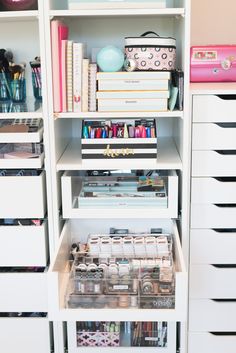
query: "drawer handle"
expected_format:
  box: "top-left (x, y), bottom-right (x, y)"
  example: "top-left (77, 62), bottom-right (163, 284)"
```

top-left (213, 177), bottom-right (236, 182)
top-left (210, 332), bottom-right (236, 336)
top-left (212, 228), bottom-right (236, 233)
top-left (215, 122), bottom-right (236, 128)
top-left (211, 299), bottom-right (236, 302)
top-left (214, 204), bottom-right (236, 208)
top-left (211, 264), bottom-right (236, 268)
top-left (215, 150), bottom-right (236, 155)
top-left (217, 94), bottom-right (236, 100)
top-left (215, 123), bottom-right (236, 128)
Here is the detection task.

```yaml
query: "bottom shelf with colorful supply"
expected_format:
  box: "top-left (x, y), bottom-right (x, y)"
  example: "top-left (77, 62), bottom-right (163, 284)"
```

top-left (81, 119), bottom-right (157, 161)
top-left (67, 321), bottom-right (177, 353)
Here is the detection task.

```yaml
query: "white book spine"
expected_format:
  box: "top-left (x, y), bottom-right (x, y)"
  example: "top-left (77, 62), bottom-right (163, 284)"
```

top-left (69, 2), bottom-right (166, 10)
top-left (97, 98), bottom-right (167, 112)
top-left (97, 71), bottom-right (170, 80)
top-left (98, 79), bottom-right (169, 91)
top-left (73, 42), bottom-right (85, 112)
top-left (96, 90), bottom-right (169, 99)
top-left (88, 63), bottom-right (97, 112)
top-left (82, 58), bottom-right (90, 112)
top-left (67, 40), bottom-right (73, 112)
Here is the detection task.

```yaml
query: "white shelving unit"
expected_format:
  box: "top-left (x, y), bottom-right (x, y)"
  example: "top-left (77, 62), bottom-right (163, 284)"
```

top-left (0, 1), bottom-right (191, 353)
top-left (44, 1), bottom-right (190, 352)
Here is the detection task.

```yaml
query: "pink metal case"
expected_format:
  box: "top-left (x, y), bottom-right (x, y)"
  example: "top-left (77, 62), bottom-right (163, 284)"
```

top-left (190, 45), bottom-right (236, 82)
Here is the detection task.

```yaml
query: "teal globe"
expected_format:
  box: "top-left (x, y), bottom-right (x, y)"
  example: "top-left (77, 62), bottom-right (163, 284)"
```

top-left (97, 45), bottom-right (124, 72)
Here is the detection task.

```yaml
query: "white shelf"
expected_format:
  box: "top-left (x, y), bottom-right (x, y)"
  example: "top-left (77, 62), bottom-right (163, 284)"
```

top-left (54, 111), bottom-right (184, 119)
top-left (50, 8), bottom-right (185, 18)
top-left (0, 10), bottom-right (38, 22)
top-left (57, 137), bottom-right (182, 171)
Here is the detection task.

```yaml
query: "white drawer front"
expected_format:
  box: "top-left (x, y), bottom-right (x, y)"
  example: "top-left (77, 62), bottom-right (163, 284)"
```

top-left (0, 273), bottom-right (48, 312)
top-left (190, 264), bottom-right (236, 299)
top-left (192, 123), bottom-right (236, 150)
top-left (191, 204), bottom-right (236, 229)
top-left (0, 222), bottom-right (48, 267)
top-left (189, 332), bottom-right (236, 353)
top-left (189, 299), bottom-right (236, 331)
top-left (0, 171), bottom-right (46, 218)
top-left (191, 177), bottom-right (236, 204)
top-left (193, 95), bottom-right (236, 122)
top-left (0, 318), bottom-right (51, 353)
top-left (190, 229), bottom-right (236, 264)
top-left (192, 151), bottom-right (236, 177)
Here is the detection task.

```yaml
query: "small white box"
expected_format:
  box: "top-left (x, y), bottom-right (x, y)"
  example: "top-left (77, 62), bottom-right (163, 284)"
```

top-left (97, 98), bottom-right (168, 112)
top-left (98, 79), bottom-right (169, 91)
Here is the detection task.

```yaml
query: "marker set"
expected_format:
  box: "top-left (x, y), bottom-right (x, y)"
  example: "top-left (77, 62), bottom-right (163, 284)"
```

top-left (81, 119), bottom-right (157, 161)
top-left (82, 119), bottom-right (156, 139)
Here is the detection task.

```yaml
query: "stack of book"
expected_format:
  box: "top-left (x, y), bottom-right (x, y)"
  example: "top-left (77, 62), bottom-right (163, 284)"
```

top-left (51, 20), bottom-right (97, 113)
top-left (97, 71), bottom-right (170, 112)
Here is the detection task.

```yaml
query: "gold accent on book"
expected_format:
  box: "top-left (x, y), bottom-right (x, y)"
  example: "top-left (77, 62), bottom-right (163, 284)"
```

top-left (103, 144), bottom-right (134, 158)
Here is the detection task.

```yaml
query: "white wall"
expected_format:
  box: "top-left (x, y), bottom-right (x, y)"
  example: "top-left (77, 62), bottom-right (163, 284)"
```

top-left (191, 0), bottom-right (236, 45)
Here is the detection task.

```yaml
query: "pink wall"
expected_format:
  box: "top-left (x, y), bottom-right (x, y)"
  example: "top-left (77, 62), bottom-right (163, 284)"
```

top-left (191, 0), bottom-right (236, 45)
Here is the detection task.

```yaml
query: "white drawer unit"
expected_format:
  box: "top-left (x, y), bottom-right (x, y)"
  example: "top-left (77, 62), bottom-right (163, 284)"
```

top-left (192, 150), bottom-right (236, 177)
top-left (0, 221), bottom-right (48, 267)
top-left (191, 204), bottom-right (236, 229)
top-left (61, 171), bottom-right (178, 219)
top-left (189, 332), bottom-right (236, 353)
top-left (192, 122), bottom-right (236, 150)
top-left (191, 177), bottom-right (236, 204)
top-left (0, 170), bottom-right (46, 218)
top-left (0, 317), bottom-right (51, 353)
top-left (189, 299), bottom-right (236, 331)
top-left (67, 321), bottom-right (177, 353)
top-left (193, 95), bottom-right (236, 123)
top-left (48, 219), bottom-right (187, 322)
top-left (0, 271), bottom-right (48, 312)
top-left (190, 229), bottom-right (236, 265)
top-left (190, 264), bottom-right (236, 299)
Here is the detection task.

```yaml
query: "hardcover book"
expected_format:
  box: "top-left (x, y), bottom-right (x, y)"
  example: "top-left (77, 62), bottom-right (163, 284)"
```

top-left (51, 20), bottom-right (69, 113)
top-left (73, 42), bottom-right (86, 112)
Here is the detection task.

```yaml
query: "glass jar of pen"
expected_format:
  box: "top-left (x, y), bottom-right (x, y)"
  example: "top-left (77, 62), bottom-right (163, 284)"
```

top-left (0, 67), bottom-right (26, 103)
